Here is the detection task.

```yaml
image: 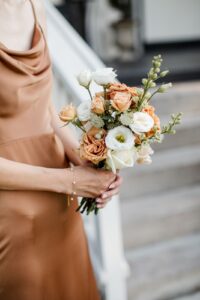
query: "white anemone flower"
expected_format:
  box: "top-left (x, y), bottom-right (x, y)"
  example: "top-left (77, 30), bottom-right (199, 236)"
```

top-left (105, 126), bottom-right (135, 151)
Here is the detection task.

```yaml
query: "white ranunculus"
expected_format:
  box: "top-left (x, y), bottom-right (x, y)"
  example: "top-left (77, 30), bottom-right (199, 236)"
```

top-left (92, 68), bottom-right (117, 86)
top-left (77, 101), bottom-right (91, 122)
top-left (105, 126), bottom-right (135, 151)
top-left (129, 112), bottom-right (154, 134)
top-left (106, 149), bottom-right (136, 173)
top-left (136, 144), bottom-right (154, 165)
top-left (77, 70), bottom-right (92, 87)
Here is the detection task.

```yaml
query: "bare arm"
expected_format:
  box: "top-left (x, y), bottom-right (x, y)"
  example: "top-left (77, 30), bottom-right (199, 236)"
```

top-left (0, 156), bottom-right (69, 193)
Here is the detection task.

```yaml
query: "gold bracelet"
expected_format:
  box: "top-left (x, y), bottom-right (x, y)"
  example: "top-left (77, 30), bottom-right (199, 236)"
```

top-left (67, 165), bottom-right (76, 207)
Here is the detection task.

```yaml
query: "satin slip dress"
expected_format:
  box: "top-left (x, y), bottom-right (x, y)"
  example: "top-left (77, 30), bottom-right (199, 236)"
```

top-left (0, 1), bottom-right (100, 299)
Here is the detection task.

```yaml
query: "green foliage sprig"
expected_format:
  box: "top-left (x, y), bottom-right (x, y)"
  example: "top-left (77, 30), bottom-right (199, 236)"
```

top-left (161, 113), bottom-right (183, 134)
top-left (137, 54), bottom-right (172, 111)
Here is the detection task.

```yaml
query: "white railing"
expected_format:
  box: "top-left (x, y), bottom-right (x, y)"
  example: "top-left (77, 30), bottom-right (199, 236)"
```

top-left (45, 2), bottom-right (130, 299)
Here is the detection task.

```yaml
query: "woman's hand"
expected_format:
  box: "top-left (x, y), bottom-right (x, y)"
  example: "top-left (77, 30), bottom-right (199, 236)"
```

top-left (69, 166), bottom-right (117, 198)
top-left (95, 174), bottom-right (123, 209)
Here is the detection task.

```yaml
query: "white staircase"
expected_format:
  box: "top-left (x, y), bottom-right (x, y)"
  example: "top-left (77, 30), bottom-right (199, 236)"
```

top-left (120, 81), bottom-right (200, 300)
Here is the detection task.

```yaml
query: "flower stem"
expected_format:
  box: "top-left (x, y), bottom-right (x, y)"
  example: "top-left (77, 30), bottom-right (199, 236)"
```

top-left (87, 87), bottom-right (93, 101)
top-left (103, 86), bottom-right (107, 100)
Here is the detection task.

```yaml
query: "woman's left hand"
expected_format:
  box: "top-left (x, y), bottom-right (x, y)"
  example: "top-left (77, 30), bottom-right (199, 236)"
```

top-left (95, 174), bottom-right (123, 209)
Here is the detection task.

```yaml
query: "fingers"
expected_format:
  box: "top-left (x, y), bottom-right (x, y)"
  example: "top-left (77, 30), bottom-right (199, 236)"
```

top-left (96, 187), bottom-right (119, 208)
top-left (109, 175), bottom-right (123, 189)
top-left (101, 187), bottom-right (119, 200)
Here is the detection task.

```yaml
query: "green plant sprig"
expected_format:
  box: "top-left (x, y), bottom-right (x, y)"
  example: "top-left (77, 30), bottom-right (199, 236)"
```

top-left (137, 54), bottom-right (171, 111)
top-left (161, 112), bottom-right (182, 134)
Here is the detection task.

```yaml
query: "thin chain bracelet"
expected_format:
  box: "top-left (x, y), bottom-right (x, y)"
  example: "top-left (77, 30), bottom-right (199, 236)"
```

top-left (67, 165), bottom-right (77, 207)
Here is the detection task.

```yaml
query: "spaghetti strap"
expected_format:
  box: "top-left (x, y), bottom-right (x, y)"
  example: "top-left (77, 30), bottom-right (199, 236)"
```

top-left (29, 0), bottom-right (38, 25)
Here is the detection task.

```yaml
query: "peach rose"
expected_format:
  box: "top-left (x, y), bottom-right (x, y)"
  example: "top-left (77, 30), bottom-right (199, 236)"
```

top-left (108, 83), bottom-right (138, 97)
top-left (80, 127), bottom-right (107, 164)
top-left (91, 95), bottom-right (105, 114)
top-left (110, 91), bottom-right (132, 112)
top-left (143, 105), bottom-right (161, 137)
top-left (59, 104), bottom-right (76, 122)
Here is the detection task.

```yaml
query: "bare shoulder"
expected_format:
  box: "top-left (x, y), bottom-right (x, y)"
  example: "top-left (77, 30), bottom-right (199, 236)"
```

top-left (32, 0), bottom-right (48, 36)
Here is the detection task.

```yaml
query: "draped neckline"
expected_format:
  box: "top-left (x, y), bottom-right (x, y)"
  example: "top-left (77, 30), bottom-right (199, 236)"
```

top-left (0, 22), bottom-right (43, 57)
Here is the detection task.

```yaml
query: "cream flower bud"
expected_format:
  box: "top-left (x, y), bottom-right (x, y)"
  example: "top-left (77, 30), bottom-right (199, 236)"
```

top-left (157, 83), bottom-right (172, 93)
top-left (160, 70), bottom-right (169, 77)
top-left (92, 68), bottom-right (117, 86)
top-left (77, 70), bottom-right (92, 87)
top-left (149, 81), bottom-right (156, 88)
top-left (142, 78), bottom-right (148, 85)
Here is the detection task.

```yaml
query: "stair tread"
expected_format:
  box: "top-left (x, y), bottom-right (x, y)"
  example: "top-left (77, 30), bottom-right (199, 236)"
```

top-left (124, 144), bottom-right (200, 175)
top-left (122, 183), bottom-right (200, 208)
top-left (121, 184), bottom-right (200, 249)
top-left (126, 233), bottom-right (200, 300)
top-left (175, 292), bottom-right (200, 300)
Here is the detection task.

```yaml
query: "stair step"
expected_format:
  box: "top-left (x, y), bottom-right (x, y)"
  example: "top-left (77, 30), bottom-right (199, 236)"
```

top-left (120, 144), bottom-right (200, 199)
top-left (175, 292), bottom-right (200, 300)
top-left (126, 234), bottom-right (200, 300)
top-left (121, 184), bottom-right (200, 250)
top-left (152, 81), bottom-right (200, 116)
top-left (154, 112), bottom-right (200, 151)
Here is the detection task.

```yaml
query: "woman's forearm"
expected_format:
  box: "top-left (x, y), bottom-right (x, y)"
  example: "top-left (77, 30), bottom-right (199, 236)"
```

top-left (0, 157), bottom-right (70, 194)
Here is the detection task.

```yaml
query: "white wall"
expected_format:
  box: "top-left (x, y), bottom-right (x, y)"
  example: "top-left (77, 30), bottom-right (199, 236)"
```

top-left (143, 0), bottom-right (200, 43)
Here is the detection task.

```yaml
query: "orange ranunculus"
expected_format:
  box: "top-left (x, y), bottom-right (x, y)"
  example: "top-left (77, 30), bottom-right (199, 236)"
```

top-left (59, 104), bottom-right (76, 122)
top-left (143, 105), bottom-right (161, 137)
top-left (110, 91), bottom-right (132, 112)
top-left (91, 95), bottom-right (105, 114)
top-left (80, 127), bottom-right (107, 164)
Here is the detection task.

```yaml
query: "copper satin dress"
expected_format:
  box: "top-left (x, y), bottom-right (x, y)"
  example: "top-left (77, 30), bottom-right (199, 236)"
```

top-left (0, 1), bottom-right (100, 299)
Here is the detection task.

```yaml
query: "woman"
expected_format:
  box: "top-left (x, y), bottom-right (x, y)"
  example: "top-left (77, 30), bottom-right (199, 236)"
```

top-left (0, 0), bottom-right (122, 299)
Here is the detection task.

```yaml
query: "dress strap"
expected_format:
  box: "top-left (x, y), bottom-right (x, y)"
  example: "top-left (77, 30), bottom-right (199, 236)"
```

top-left (28, 0), bottom-right (38, 25)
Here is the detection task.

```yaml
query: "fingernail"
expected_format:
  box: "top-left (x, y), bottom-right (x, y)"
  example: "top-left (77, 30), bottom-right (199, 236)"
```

top-left (96, 198), bottom-right (102, 203)
top-left (102, 194), bottom-right (107, 199)
top-left (97, 204), bottom-right (102, 208)
top-left (109, 184), bottom-right (115, 189)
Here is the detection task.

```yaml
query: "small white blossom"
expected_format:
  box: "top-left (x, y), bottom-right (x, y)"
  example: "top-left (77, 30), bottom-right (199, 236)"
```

top-left (90, 113), bottom-right (105, 128)
top-left (77, 101), bottom-right (91, 122)
top-left (119, 112), bottom-right (133, 126)
top-left (136, 144), bottom-right (154, 165)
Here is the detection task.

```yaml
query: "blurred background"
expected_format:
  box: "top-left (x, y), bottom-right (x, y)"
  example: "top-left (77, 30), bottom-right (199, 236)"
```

top-left (47, 0), bottom-right (200, 299)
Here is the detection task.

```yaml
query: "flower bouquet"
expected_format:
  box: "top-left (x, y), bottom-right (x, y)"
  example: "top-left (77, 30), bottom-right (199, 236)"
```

top-left (59, 55), bottom-right (182, 215)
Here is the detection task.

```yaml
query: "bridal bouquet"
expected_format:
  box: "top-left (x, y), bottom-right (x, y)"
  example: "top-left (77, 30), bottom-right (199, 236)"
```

top-left (59, 55), bottom-right (182, 215)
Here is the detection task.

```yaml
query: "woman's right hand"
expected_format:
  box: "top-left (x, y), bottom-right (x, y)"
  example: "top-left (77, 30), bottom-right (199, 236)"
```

top-left (65, 166), bottom-right (116, 198)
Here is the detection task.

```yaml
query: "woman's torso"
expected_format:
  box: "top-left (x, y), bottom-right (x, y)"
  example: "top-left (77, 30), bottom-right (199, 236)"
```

top-left (0, 0), bottom-right (68, 216)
